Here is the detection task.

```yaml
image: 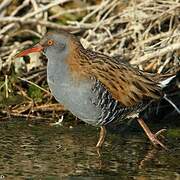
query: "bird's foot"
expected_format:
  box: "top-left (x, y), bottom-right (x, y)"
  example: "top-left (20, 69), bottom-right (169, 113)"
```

top-left (137, 118), bottom-right (168, 150)
top-left (149, 129), bottom-right (168, 150)
top-left (50, 115), bottom-right (64, 126)
top-left (155, 128), bottom-right (166, 138)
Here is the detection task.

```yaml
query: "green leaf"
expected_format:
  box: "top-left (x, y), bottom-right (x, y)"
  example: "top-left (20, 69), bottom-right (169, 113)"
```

top-left (28, 85), bottom-right (43, 102)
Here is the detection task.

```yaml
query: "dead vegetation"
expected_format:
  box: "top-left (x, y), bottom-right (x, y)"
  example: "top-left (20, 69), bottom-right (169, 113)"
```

top-left (0, 0), bottom-right (179, 121)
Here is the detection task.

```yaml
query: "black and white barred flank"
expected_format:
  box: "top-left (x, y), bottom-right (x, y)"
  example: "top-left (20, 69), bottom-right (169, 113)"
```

top-left (91, 80), bottom-right (142, 126)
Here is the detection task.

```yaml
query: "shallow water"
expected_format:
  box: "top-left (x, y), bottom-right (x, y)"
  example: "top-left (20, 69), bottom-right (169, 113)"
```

top-left (0, 120), bottom-right (179, 179)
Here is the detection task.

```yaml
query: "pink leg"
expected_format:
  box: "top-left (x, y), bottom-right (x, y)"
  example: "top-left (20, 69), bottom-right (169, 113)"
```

top-left (137, 118), bottom-right (167, 150)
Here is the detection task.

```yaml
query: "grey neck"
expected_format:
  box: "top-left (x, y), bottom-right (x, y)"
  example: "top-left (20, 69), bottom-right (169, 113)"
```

top-left (45, 46), bottom-right (71, 83)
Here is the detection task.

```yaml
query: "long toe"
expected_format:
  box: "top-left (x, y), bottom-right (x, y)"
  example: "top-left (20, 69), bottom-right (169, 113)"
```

top-left (155, 128), bottom-right (167, 139)
top-left (149, 133), bottom-right (168, 150)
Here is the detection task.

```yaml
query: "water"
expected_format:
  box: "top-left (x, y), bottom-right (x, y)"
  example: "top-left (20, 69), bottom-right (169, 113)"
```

top-left (0, 120), bottom-right (179, 179)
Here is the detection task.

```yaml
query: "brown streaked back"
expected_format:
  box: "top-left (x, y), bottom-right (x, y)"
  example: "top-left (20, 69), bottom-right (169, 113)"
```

top-left (67, 47), bottom-right (162, 107)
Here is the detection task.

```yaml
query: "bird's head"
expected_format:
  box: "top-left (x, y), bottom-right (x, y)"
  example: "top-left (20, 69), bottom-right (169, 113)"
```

top-left (15, 30), bottom-right (81, 60)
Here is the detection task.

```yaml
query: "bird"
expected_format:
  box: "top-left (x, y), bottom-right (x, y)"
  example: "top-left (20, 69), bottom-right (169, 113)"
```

top-left (16, 30), bottom-right (180, 149)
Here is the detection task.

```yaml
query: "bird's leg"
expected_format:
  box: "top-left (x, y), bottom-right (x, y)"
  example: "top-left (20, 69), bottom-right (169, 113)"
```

top-left (96, 126), bottom-right (106, 148)
top-left (137, 118), bottom-right (167, 150)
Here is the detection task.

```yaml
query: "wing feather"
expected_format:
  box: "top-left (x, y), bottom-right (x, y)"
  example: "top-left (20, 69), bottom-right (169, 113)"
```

top-left (67, 47), bottom-right (162, 107)
top-left (86, 53), bottom-right (162, 107)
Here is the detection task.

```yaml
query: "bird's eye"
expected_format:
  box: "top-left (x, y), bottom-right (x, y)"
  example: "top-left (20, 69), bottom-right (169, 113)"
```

top-left (47, 40), bottom-right (54, 46)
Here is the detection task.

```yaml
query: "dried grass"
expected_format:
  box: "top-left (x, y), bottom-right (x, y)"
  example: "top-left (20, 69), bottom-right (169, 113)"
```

top-left (0, 0), bottom-right (179, 120)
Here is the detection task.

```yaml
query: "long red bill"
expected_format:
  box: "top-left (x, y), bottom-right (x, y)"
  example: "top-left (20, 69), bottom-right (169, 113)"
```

top-left (15, 44), bottom-right (43, 58)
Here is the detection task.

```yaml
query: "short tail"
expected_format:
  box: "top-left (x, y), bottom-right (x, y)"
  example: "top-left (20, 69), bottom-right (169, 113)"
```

top-left (142, 71), bottom-right (180, 121)
top-left (161, 70), bottom-right (180, 114)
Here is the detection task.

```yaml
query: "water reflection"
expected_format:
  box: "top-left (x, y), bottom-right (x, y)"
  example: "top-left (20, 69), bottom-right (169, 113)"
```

top-left (0, 120), bottom-right (179, 179)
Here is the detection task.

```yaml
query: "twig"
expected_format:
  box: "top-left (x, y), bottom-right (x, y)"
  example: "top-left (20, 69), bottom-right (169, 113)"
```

top-left (131, 42), bottom-right (180, 64)
top-left (33, 104), bottom-right (64, 111)
top-left (0, 17), bottom-right (81, 30)
top-left (1, 110), bottom-right (53, 120)
top-left (18, 77), bottom-right (51, 95)
top-left (22, 0), bottom-right (71, 20)
top-left (0, 0), bottom-right (12, 13)
top-left (10, 0), bottom-right (30, 17)
top-left (81, 0), bottom-right (111, 23)
top-left (49, 5), bottom-right (99, 20)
